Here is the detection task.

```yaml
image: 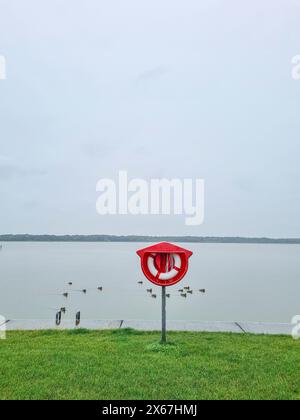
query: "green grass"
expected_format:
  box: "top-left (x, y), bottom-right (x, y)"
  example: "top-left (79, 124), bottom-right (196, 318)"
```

top-left (0, 329), bottom-right (299, 400)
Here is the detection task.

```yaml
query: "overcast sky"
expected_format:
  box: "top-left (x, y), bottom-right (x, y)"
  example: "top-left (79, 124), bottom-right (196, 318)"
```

top-left (0, 0), bottom-right (300, 237)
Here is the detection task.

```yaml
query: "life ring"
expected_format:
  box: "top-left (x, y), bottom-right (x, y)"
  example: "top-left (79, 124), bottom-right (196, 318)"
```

top-left (137, 242), bottom-right (193, 287)
top-left (147, 253), bottom-right (182, 281)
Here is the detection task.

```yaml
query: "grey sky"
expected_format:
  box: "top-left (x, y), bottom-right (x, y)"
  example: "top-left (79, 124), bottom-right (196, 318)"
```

top-left (0, 0), bottom-right (300, 237)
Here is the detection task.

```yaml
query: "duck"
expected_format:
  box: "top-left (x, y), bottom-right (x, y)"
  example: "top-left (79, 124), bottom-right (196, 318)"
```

top-left (75, 311), bottom-right (81, 327)
top-left (56, 311), bottom-right (62, 326)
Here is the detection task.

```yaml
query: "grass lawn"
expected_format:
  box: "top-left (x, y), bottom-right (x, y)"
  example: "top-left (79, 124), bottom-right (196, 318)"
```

top-left (0, 329), bottom-right (299, 400)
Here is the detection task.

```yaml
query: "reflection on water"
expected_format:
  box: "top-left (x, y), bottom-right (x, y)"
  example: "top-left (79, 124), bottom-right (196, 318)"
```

top-left (0, 242), bottom-right (299, 323)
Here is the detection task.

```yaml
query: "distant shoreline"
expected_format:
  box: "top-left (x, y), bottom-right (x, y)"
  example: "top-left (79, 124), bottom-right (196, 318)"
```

top-left (0, 235), bottom-right (300, 244)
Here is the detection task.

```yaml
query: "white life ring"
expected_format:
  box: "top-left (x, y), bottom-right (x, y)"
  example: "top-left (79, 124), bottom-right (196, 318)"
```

top-left (147, 253), bottom-right (182, 281)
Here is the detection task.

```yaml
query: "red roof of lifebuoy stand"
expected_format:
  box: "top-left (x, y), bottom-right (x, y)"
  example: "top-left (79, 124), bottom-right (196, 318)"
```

top-left (137, 242), bottom-right (193, 258)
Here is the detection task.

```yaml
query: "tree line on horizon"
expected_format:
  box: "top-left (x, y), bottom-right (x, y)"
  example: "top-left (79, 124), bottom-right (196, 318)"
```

top-left (0, 234), bottom-right (299, 244)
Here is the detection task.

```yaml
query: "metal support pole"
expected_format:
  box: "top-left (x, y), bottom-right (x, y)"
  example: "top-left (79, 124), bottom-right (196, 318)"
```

top-left (161, 286), bottom-right (167, 343)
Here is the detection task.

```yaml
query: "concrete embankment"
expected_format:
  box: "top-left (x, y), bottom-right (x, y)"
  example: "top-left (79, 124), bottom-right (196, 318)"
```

top-left (3, 319), bottom-right (292, 335)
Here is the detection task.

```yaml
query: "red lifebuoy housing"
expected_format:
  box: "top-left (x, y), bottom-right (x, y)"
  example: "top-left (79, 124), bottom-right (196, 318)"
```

top-left (137, 242), bottom-right (193, 287)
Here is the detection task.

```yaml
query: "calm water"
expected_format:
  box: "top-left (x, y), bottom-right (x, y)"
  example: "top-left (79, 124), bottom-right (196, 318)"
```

top-left (0, 242), bottom-right (299, 323)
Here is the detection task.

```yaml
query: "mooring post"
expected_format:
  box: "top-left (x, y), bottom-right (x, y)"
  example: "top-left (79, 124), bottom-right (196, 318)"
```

top-left (161, 285), bottom-right (167, 343)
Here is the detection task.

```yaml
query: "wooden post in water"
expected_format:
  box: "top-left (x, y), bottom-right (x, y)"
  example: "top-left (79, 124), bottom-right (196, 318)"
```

top-left (161, 286), bottom-right (167, 343)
